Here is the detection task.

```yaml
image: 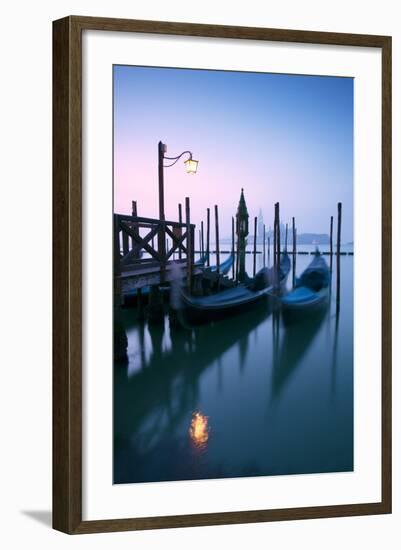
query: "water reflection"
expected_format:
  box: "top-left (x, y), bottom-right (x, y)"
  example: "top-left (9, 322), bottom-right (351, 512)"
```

top-left (114, 252), bottom-right (353, 484)
top-left (189, 411), bottom-right (210, 450)
top-left (271, 306), bottom-right (328, 397)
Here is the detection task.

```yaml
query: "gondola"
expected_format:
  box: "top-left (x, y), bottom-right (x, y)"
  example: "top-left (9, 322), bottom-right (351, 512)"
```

top-left (209, 253), bottom-right (234, 275)
top-left (181, 253), bottom-right (291, 319)
top-left (123, 252), bottom-right (235, 307)
top-left (197, 252), bottom-right (234, 275)
top-left (281, 251), bottom-right (330, 315)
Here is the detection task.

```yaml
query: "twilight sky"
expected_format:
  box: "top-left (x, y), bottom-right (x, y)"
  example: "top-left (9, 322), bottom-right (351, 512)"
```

top-left (113, 65), bottom-right (353, 242)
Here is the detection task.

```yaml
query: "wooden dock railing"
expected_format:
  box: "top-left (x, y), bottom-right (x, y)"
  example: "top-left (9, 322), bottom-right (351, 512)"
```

top-left (114, 213), bottom-right (195, 273)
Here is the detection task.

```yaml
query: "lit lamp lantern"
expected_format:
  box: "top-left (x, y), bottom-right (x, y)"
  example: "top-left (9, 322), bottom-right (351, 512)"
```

top-left (184, 157), bottom-right (198, 175)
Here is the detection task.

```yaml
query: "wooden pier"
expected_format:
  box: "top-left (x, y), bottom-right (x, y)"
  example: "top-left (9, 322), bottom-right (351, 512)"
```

top-left (114, 212), bottom-right (201, 297)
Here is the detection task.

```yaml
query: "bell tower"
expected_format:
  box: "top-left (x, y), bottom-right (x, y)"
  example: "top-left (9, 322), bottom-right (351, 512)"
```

top-left (236, 188), bottom-right (249, 282)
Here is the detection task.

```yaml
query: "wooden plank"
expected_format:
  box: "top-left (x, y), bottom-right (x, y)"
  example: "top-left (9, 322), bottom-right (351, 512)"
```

top-left (165, 225), bottom-right (188, 254)
top-left (116, 213), bottom-right (187, 228)
top-left (121, 223), bottom-right (162, 262)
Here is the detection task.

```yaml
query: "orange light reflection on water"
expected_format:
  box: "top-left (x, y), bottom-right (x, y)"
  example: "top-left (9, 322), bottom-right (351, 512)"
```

top-left (189, 411), bottom-right (210, 449)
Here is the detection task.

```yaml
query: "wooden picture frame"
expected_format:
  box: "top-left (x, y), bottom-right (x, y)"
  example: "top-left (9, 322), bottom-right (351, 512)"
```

top-left (53, 15), bottom-right (392, 534)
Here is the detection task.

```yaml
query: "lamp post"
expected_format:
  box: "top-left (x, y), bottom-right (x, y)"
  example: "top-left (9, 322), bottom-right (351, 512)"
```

top-left (158, 140), bottom-right (198, 222)
top-left (157, 141), bottom-right (198, 278)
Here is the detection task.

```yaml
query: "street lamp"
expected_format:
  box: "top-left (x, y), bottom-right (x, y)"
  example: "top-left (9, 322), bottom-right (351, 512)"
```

top-left (184, 157), bottom-right (199, 175)
top-left (158, 141), bottom-right (198, 221)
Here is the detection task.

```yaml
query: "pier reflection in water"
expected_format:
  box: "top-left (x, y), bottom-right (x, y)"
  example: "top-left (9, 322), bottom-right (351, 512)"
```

top-left (114, 251), bottom-right (353, 484)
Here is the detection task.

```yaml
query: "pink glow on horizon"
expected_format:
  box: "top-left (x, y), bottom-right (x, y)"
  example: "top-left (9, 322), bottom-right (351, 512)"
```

top-left (113, 67), bottom-right (353, 241)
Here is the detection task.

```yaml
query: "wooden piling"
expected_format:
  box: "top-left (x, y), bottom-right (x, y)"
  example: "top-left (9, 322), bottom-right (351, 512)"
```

top-left (113, 215), bottom-right (122, 306)
top-left (330, 215), bottom-right (333, 256)
top-left (199, 229), bottom-right (202, 260)
top-left (285, 223), bottom-right (288, 252)
top-left (276, 203), bottom-right (281, 278)
top-left (236, 224), bottom-right (240, 282)
top-left (215, 204), bottom-right (220, 274)
top-left (232, 216), bottom-right (235, 280)
top-left (273, 204), bottom-right (277, 270)
top-left (136, 288), bottom-right (144, 320)
top-left (206, 207), bottom-right (210, 267)
top-left (292, 217), bottom-right (296, 256)
top-left (201, 220), bottom-right (205, 259)
top-left (253, 216), bottom-right (257, 276)
top-left (122, 226), bottom-right (129, 256)
top-left (191, 225), bottom-right (195, 268)
top-left (131, 200), bottom-right (138, 256)
top-left (263, 224), bottom-right (266, 267)
top-left (292, 226), bottom-right (297, 289)
top-left (178, 203), bottom-right (183, 260)
top-left (336, 202), bottom-right (342, 306)
top-left (337, 203), bottom-right (342, 256)
top-left (268, 236), bottom-right (271, 264)
top-left (186, 197), bottom-right (192, 292)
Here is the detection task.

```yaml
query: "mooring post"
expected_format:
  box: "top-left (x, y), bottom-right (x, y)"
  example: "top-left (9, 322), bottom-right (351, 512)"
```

top-left (201, 220), bottom-right (204, 259)
top-left (285, 222), bottom-right (288, 252)
top-left (329, 214), bottom-right (334, 274)
top-left (273, 204), bottom-right (277, 271)
top-left (253, 216), bottom-right (257, 277)
top-left (277, 203), bottom-right (281, 285)
top-left (263, 224), bottom-right (266, 267)
top-left (268, 235), bottom-right (271, 265)
top-left (191, 225), bottom-right (195, 269)
top-left (158, 142), bottom-right (166, 283)
top-left (148, 285), bottom-right (164, 324)
top-left (206, 207), bottom-right (210, 267)
top-left (199, 229), bottom-right (202, 261)
top-left (113, 215), bottom-right (122, 307)
top-left (337, 203), bottom-right (342, 255)
top-left (136, 288), bottom-right (145, 320)
top-left (178, 203), bottom-right (183, 260)
top-left (292, 217), bottom-right (296, 256)
top-left (336, 202), bottom-right (342, 306)
top-left (292, 227), bottom-right (297, 289)
top-left (215, 204), bottom-right (220, 275)
top-left (122, 227), bottom-right (129, 256)
top-left (131, 200), bottom-right (139, 258)
top-left (186, 197), bottom-right (192, 292)
top-left (232, 216), bottom-right (235, 280)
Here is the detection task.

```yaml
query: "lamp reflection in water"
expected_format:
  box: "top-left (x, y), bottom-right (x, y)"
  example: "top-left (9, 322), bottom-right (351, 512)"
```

top-left (189, 411), bottom-right (210, 449)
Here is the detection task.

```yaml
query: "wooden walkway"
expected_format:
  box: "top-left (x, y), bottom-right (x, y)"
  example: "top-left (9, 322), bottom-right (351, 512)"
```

top-left (120, 259), bottom-right (203, 292)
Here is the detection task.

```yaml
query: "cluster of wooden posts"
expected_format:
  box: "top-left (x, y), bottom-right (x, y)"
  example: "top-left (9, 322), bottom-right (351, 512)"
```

top-left (115, 197), bottom-right (344, 302)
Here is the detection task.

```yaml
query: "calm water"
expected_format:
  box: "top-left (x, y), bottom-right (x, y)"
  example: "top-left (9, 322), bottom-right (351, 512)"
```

top-left (114, 246), bottom-right (353, 484)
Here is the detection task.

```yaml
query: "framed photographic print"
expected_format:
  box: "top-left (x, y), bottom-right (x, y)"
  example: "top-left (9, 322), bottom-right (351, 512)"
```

top-left (53, 16), bottom-right (392, 534)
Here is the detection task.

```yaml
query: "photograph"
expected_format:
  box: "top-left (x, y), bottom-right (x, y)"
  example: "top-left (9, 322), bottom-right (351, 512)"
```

top-left (112, 64), bottom-right (354, 485)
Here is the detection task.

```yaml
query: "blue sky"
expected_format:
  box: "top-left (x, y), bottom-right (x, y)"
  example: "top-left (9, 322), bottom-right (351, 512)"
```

top-left (114, 65), bottom-right (353, 241)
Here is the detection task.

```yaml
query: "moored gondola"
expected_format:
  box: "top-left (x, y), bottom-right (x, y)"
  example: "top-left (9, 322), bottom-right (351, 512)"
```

top-left (181, 253), bottom-right (291, 321)
top-left (281, 251), bottom-right (330, 318)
